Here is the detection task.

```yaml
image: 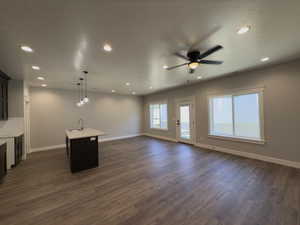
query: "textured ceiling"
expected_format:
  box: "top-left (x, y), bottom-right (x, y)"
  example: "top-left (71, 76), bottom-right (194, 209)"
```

top-left (1, 0), bottom-right (300, 95)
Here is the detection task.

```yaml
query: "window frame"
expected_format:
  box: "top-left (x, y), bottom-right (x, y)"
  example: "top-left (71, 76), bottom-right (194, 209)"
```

top-left (208, 88), bottom-right (265, 144)
top-left (149, 101), bottom-right (168, 130)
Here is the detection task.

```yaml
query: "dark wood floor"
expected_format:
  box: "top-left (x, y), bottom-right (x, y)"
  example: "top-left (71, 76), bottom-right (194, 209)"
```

top-left (0, 136), bottom-right (300, 225)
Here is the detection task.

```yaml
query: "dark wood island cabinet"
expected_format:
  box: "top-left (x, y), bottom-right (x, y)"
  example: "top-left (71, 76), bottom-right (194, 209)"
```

top-left (65, 128), bottom-right (104, 173)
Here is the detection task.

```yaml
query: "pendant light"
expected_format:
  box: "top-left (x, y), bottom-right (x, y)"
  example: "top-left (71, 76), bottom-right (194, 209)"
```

top-left (76, 82), bottom-right (83, 107)
top-left (79, 77), bottom-right (84, 105)
top-left (83, 71), bottom-right (89, 103)
top-left (76, 70), bottom-right (89, 107)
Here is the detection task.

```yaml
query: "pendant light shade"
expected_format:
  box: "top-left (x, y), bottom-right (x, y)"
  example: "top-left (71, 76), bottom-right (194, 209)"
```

top-left (83, 97), bottom-right (89, 103)
top-left (83, 71), bottom-right (89, 104)
top-left (76, 71), bottom-right (89, 107)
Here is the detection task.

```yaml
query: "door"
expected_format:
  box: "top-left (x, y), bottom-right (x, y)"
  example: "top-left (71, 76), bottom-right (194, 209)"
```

top-left (176, 98), bottom-right (196, 144)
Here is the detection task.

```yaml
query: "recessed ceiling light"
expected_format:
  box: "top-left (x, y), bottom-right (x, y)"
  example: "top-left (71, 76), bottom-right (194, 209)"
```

top-left (126, 82), bottom-right (130, 86)
top-left (37, 76), bottom-right (45, 80)
top-left (261, 57), bottom-right (270, 62)
top-left (32, 66), bottom-right (40, 70)
top-left (111, 90), bottom-right (116, 93)
top-left (149, 86), bottom-right (153, 89)
top-left (20, 45), bottom-right (34, 53)
top-left (41, 84), bottom-right (47, 87)
top-left (103, 43), bottom-right (112, 52)
top-left (132, 91), bottom-right (136, 95)
top-left (237, 25), bottom-right (251, 34)
top-left (197, 76), bottom-right (202, 80)
top-left (163, 65), bottom-right (168, 69)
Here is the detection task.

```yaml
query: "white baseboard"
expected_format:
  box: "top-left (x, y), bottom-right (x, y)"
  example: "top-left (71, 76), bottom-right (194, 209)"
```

top-left (30, 134), bottom-right (142, 153)
top-left (31, 144), bottom-right (66, 152)
top-left (142, 133), bottom-right (177, 142)
top-left (195, 142), bottom-right (300, 169)
top-left (99, 134), bottom-right (141, 142)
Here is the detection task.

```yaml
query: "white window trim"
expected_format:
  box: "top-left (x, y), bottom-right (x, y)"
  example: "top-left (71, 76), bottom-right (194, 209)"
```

top-left (150, 127), bottom-right (168, 131)
top-left (149, 100), bottom-right (168, 131)
top-left (208, 134), bottom-right (265, 145)
top-left (207, 87), bottom-right (265, 145)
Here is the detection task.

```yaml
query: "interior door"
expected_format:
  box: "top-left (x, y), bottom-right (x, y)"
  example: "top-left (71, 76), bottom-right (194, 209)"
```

top-left (176, 99), bottom-right (195, 144)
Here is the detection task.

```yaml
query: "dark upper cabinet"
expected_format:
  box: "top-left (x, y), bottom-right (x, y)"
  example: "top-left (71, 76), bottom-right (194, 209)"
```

top-left (0, 70), bottom-right (10, 121)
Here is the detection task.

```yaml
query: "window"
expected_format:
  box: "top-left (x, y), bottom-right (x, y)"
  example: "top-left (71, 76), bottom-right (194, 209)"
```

top-left (149, 103), bottom-right (168, 129)
top-left (209, 89), bottom-right (264, 143)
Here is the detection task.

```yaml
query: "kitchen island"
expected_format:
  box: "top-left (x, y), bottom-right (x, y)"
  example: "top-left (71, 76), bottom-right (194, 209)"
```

top-left (65, 128), bottom-right (105, 173)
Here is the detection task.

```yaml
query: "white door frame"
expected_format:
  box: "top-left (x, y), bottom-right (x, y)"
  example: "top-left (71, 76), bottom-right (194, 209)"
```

top-left (24, 95), bottom-right (31, 156)
top-left (175, 96), bottom-right (196, 145)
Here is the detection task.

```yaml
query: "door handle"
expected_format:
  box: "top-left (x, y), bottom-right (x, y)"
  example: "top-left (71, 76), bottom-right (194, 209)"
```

top-left (176, 120), bottom-right (180, 126)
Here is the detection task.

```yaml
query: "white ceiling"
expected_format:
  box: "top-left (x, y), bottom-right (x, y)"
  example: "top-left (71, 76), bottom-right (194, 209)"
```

top-left (1, 0), bottom-right (300, 95)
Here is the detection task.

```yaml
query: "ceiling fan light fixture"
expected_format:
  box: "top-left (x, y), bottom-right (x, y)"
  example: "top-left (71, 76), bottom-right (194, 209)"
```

top-left (188, 62), bottom-right (199, 70)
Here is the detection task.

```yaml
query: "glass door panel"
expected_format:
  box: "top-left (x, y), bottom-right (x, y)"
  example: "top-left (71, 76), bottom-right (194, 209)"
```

top-left (179, 105), bottom-right (191, 140)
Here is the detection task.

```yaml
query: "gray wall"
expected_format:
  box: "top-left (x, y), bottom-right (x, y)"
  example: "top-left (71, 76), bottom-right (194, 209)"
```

top-left (8, 79), bottom-right (24, 117)
top-left (30, 88), bottom-right (143, 149)
top-left (143, 59), bottom-right (300, 163)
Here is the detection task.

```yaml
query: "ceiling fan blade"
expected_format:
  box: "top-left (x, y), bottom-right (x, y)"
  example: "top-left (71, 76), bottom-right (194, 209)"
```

top-left (174, 52), bottom-right (189, 61)
top-left (166, 63), bottom-right (189, 70)
top-left (198, 45), bottom-right (223, 59)
top-left (199, 60), bottom-right (223, 65)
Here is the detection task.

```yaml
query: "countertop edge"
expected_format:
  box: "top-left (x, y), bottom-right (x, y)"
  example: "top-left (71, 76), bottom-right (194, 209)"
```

top-left (0, 131), bottom-right (24, 138)
top-left (65, 128), bottom-right (105, 140)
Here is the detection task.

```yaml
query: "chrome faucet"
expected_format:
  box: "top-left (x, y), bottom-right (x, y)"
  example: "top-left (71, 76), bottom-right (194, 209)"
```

top-left (78, 118), bottom-right (84, 130)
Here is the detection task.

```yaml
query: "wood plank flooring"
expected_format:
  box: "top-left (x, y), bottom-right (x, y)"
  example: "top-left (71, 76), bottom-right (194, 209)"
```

top-left (0, 136), bottom-right (300, 225)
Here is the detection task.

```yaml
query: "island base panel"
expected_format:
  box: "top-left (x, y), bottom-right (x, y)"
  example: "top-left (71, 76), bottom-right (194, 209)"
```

top-left (69, 136), bottom-right (99, 173)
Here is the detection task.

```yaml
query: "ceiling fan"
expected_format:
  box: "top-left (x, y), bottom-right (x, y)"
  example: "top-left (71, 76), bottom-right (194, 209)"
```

top-left (167, 45), bottom-right (224, 73)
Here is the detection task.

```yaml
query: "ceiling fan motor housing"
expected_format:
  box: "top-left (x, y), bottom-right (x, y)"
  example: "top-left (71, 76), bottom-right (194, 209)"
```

top-left (187, 51), bottom-right (201, 62)
top-left (167, 45), bottom-right (223, 71)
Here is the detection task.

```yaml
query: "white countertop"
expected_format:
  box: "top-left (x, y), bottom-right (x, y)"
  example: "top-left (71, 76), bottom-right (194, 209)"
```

top-left (0, 130), bottom-right (24, 138)
top-left (0, 140), bottom-right (6, 145)
top-left (65, 128), bottom-right (105, 140)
